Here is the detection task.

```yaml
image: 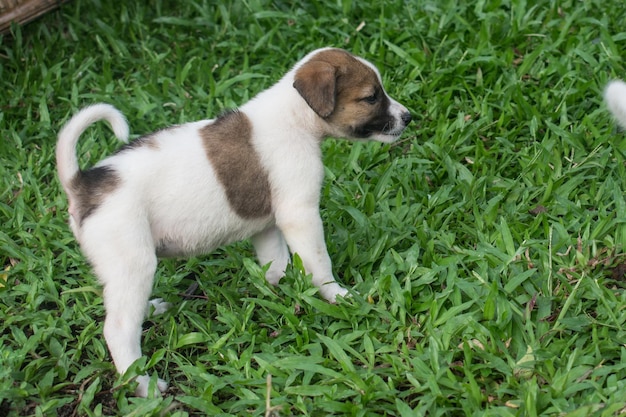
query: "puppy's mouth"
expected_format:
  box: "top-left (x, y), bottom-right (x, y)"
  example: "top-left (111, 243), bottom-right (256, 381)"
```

top-left (375, 130), bottom-right (406, 143)
top-left (383, 122), bottom-right (409, 137)
top-left (353, 119), bottom-right (408, 143)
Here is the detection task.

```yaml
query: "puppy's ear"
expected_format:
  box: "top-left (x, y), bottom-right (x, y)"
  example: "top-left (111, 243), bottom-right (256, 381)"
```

top-left (293, 60), bottom-right (337, 118)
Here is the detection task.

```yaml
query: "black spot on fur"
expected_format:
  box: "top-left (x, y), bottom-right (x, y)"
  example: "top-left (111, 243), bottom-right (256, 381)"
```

top-left (71, 166), bottom-right (120, 225)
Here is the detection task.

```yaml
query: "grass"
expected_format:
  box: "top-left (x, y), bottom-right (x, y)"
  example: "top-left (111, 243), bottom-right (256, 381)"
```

top-left (2, 0), bottom-right (626, 415)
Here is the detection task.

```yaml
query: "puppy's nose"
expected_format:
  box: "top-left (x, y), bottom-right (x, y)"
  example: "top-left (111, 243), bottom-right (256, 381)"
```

top-left (401, 112), bottom-right (412, 126)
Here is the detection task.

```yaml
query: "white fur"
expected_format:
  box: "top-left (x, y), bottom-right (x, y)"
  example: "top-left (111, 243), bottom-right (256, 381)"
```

top-left (605, 80), bottom-right (626, 131)
top-left (56, 48), bottom-right (411, 396)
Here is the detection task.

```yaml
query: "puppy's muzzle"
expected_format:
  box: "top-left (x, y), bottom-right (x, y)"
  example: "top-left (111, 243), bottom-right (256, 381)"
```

top-left (401, 111), bottom-right (412, 127)
top-left (386, 110), bottom-right (412, 137)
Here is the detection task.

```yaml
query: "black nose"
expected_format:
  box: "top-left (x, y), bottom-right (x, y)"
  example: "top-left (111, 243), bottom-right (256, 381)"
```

top-left (401, 112), bottom-right (412, 126)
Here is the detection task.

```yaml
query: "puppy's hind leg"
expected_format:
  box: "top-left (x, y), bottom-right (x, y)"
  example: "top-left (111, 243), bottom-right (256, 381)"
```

top-left (84, 223), bottom-right (167, 397)
top-left (251, 226), bottom-right (290, 285)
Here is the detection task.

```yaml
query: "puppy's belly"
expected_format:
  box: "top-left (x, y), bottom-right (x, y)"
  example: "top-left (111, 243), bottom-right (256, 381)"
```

top-left (152, 213), bottom-right (273, 258)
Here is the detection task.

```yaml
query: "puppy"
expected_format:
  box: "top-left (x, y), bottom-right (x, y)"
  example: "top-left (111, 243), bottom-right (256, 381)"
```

top-left (56, 47), bottom-right (412, 396)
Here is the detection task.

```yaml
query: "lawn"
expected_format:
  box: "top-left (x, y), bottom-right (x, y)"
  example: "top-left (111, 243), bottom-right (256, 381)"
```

top-left (2, 0), bottom-right (626, 415)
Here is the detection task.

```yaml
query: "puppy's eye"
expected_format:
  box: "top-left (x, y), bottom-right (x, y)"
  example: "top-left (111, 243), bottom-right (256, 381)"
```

top-left (362, 93), bottom-right (378, 104)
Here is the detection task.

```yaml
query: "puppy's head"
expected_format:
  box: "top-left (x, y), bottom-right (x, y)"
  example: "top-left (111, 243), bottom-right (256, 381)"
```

top-left (293, 48), bottom-right (412, 143)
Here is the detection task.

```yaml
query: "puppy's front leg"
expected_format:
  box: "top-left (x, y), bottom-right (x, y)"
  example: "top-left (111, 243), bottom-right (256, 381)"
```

top-left (276, 208), bottom-right (348, 302)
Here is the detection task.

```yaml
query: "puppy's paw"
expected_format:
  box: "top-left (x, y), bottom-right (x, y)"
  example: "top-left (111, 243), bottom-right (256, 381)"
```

top-left (320, 283), bottom-right (350, 303)
top-left (148, 298), bottom-right (171, 316)
top-left (135, 374), bottom-right (168, 397)
top-left (265, 269), bottom-right (284, 286)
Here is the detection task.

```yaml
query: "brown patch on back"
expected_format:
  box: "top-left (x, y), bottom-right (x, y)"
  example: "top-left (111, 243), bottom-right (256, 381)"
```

top-left (71, 166), bottom-right (121, 225)
top-left (293, 49), bottom-right (394, 138)
top-left (201, 111), bottom-right (272, 219)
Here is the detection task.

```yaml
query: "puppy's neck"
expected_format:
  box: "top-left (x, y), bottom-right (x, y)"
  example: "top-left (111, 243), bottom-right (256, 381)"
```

top-left (241, 74), bottom-right (328, 142)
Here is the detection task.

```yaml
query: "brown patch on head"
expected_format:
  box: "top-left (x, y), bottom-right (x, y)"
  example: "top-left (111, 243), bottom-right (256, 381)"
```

top-left (71, 166), bottom-right (121, 225)
top-left (201, 111), bottom-right (272, 219)
top-left (293, 57), bottom-right (339, 118)
top-left (293, 49), bottom-right (395, 139)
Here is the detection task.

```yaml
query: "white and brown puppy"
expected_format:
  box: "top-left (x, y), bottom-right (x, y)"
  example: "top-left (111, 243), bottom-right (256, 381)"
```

top-left (56, 47), bottom-right (412, 396)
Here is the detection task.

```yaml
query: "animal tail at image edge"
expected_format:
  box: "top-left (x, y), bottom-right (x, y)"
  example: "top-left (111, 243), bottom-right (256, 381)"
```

top-left (604, 80), bottom-right (626, 131)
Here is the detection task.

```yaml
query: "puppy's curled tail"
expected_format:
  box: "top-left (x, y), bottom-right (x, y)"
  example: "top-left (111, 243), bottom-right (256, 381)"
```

top-left (604, 80), bottom-right (626, 131)
top-left (56, 104), bottom-right (129, 194)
